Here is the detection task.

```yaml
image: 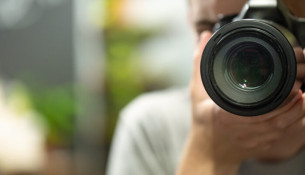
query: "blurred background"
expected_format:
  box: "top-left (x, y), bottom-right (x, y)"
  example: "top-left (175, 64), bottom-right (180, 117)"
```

top-left (0, 0), bottom-right (193, 174)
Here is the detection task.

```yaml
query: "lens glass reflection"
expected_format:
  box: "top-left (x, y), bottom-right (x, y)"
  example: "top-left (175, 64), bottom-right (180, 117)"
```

top-left (227, 44), bottom-right (274, 89)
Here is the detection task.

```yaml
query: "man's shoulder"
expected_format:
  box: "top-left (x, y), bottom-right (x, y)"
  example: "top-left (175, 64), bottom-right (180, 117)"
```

top-left (119, 87), bottom-right (191, 128)
top-left (122, 87), bottom-right (190, 112)
top-left (108, 88), bottom-right (191, 175)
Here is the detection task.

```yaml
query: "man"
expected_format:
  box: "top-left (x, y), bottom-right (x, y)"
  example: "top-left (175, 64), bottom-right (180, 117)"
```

top-left (107, 0), bottom-right (305, 174)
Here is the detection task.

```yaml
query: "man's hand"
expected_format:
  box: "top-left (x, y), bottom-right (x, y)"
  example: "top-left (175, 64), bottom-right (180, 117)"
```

top-left (255, 47), bottom-right (305, 161)
top-left (176, 31), bottom-right (305, 175)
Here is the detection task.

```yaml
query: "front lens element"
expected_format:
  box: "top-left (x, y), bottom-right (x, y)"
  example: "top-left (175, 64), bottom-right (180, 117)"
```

top-left (227, 44), bottom-right (274, 89)
top-left (213, 36), bottom-right (282, 104)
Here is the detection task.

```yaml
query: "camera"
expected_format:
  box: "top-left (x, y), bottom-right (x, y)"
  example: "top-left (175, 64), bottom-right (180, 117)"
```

top-left (200, 0), bottom-right (305, 116)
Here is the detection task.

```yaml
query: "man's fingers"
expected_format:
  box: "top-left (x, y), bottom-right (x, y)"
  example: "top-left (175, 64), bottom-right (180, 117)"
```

top-left (303, 48), bottom-right (305, 62)
top-left (193, 31), bottom-right (213, 62)
top-left (192, 31), bottom-right (212, 75)
top-left (295, 47), bottom-right (305, 84)
top-left (297, 64), bottom-right (305, 81)
top-left (270, 90), bottom-right (304, 129)
top-left (190, 31), bottom-right (212, 103)
top-left (294, 47), bottom-right (305, 63)
top-left (252, 87), bottom-right (303, 122)
top-left (228, 89), bottom-right (301, 124)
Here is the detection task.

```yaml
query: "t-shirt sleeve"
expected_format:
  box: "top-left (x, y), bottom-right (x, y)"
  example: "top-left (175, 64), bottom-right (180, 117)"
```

top-left (106, 95), bottom-right (173, 175)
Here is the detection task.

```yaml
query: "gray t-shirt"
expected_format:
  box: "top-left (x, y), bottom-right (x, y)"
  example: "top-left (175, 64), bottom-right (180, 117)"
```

top-left (106, 88), bottom-right (305, 175)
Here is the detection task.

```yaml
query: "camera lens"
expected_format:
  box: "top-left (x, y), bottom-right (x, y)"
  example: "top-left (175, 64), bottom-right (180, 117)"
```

top-left (213, 37), bottom-right (282, 105)
top-left (201, 20), bottom-right (296, 116)
top-left (227, 43), bottom-right (274, 90)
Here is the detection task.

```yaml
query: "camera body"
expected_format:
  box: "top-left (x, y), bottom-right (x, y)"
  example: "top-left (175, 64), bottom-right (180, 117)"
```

top-left (201, 0), bottom-right (305, 116)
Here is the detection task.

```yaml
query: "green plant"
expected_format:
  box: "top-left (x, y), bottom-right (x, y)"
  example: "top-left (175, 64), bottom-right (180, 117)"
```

top-left (28, 85), bottom-right (75, 146)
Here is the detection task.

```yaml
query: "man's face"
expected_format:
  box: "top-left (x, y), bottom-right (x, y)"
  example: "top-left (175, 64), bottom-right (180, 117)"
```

top-left (189, 0), bottom-right (247, 39)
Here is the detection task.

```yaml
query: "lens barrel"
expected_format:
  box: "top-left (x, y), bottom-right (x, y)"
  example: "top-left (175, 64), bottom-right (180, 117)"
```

top-left (201, 20), bottom-right (296, 116)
